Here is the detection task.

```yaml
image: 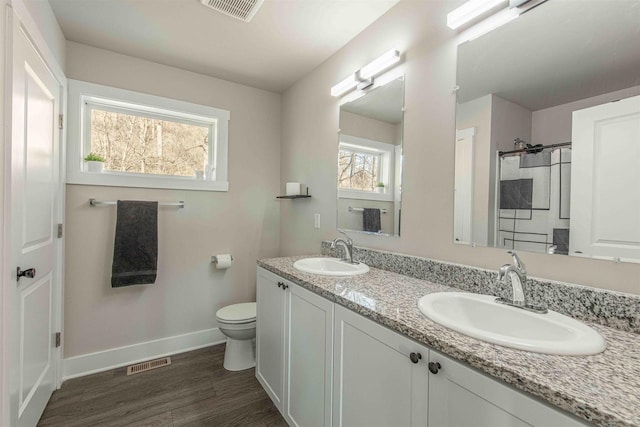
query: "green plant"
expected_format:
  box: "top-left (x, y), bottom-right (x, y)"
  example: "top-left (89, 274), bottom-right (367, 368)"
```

top-left (84, 152), bottom-right (105, 162)
top-left (376, 182), bottom-right (385, 188)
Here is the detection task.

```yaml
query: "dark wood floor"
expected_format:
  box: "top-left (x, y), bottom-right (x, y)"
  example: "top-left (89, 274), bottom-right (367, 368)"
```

top-left (38, 344), bottom-right (287, 427)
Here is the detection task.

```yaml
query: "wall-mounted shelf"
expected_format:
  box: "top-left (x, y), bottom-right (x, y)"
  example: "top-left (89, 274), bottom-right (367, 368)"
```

top-left (277, 195), bottom-right (311, 200)
top-left (277, 188), bottom-right (311, 199)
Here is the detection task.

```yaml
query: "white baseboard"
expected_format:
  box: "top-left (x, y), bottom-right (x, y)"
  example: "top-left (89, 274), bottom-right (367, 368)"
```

top-left (63, 328), bottom-right (226, 380)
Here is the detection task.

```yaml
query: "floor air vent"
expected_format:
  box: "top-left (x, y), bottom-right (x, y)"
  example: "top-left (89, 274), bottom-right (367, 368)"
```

top-left (200, 0), bottom-right (264, 22)
top-left (126, 357), bottom-right (172, 376)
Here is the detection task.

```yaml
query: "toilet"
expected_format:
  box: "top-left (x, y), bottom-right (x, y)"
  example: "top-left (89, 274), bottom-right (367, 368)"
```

top-left (216, 302), bottom-right (257, 371)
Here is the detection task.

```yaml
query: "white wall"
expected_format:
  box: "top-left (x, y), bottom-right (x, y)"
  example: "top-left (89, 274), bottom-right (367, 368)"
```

top-left (22, 0), bottom-right (66, 70)
top-left (340, 110), bottom-right (398, 145)
top-left (280, 0), bottom-right (640, 294)
top-left (63, 42), bottom-right (281, 359)
top-left (456, 95), bottom-right (491, 245)
top-left (532, 85), bottom-right (640, 145)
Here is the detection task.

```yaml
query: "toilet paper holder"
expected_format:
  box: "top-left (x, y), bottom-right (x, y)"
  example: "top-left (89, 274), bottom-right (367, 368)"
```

top-left (211, 255), bottom-right (234, 264)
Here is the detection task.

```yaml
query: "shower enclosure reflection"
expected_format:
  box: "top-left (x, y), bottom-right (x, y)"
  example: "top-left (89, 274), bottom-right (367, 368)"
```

top-left (337, 76), bottom-right (404, 236)
top-left (496, 143), bottom-right (572, 255)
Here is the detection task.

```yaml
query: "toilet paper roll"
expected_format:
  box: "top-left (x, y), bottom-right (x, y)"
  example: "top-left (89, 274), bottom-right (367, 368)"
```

top-left (286, 182), bottom-right (302, 196)
top-left (214, 254), bottom-right (233, 269)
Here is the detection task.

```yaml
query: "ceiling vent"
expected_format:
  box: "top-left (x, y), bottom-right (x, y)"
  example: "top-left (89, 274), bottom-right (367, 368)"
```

top-left (200, 0), bottom-right (264, 22)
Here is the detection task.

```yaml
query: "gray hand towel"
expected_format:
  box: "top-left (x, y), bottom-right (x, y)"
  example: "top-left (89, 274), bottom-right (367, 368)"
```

top-left (111, 200), bottom-right (158, 287)
top-left (363, 208), bottom-right (382, 233)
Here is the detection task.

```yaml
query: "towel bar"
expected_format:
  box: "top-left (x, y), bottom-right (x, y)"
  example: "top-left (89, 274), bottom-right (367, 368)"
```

top-left (89, 199), bottom-right (185, 208)
top-left (348, 206), bottom-right (388, 214)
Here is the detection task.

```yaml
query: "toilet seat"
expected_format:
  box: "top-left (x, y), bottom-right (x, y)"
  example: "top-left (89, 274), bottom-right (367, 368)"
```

top-left (216, 302), bottom-right (256, 324)
top-left (216, 302), bottom-right (257, 371)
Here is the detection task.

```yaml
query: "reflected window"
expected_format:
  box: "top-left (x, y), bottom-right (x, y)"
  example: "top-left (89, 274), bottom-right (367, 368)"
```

top-left (338, 147), bottom-right (382, 192)
top-left (338, 135), bottom-right (394, 196)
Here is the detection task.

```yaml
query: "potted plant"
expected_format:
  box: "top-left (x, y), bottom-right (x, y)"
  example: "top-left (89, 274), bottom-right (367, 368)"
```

top-left (375, 182), bottom-right (385, 193)
top-left (84, 152), bottom-right (106, 173)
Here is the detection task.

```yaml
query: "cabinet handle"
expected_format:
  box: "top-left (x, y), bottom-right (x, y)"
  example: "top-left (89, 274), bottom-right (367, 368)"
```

top-left (277, 282), bottom-right (283, 288)
top-left (282, 283), bottom-right (289, 290)
top-left (428, 362), bottom-right (441, 374)
top-left (409, 352), bottom-right (422, 364)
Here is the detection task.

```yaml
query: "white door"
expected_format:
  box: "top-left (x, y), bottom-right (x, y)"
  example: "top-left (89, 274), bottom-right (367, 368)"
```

top-left (333, 305), bottom-right (428, 427)
top-left (454, 128), bottom-right (475, 245)
top-left (256, 268), bottom-right (286, 411)
top-left (9, 23), bottom-right (62, 427)
top-left (285, 283), bottom-right (333, 427)
top-left (570, 95), bottom-right (640, 262)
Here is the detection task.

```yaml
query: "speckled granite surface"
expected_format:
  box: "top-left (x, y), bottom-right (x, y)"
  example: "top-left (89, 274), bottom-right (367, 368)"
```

top-left (258, 256), bottom-right (640, 427)
top-left (321, 242), bottom-right (640, 334)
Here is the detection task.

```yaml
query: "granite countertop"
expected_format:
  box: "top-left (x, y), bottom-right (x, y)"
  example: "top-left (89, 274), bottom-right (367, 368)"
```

top-left (258, 256), bottom-right (640, 427)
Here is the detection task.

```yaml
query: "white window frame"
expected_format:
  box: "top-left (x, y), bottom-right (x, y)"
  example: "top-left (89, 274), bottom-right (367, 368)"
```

top-left (66, 79), bottom-right (230, 191)
top-left (338, 134), bottom-right (394, 202)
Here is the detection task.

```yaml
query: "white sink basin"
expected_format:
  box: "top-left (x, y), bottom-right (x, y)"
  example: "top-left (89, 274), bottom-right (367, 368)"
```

top-left (293, 257), bottom-right (369, 276)
top-left (418, 292), bottom-right (606, 355)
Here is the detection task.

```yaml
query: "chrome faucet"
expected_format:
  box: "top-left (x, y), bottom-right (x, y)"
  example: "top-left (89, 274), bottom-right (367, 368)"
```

top-left (331, 231), bottom-right (356, 264)
top-left (496, 251), bottom-right (547, 314)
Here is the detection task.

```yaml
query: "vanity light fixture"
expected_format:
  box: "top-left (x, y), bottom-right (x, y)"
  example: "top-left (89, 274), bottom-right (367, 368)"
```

top-left (450, 0), bottom-right (544, 43)
top-left (457, 6), bottom-right (520, 43)
top-left (331, 74), bottom-right (359, 97)
top-left (331, 49), bottom-right (400, 97)
top-left (359, 49), bottom-right (401, 79)
top-left (447, 0), bottom-right (506, 29)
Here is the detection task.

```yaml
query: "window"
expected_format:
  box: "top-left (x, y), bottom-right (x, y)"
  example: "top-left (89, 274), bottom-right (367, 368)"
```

top-left (67, 80), bottom-right (230, 191)
top-left (338, 134), bottom-right (395, 201)
top-left (87, 106), bottom-right (211, 177)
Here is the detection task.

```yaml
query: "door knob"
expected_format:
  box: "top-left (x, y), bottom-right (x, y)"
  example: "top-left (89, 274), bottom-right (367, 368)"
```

top-left (428, 362), bottom-right (441, 374)
top-left (409, 352), bottom-right (422, 364)
top-left (17, 267), bottom-right (36, 281)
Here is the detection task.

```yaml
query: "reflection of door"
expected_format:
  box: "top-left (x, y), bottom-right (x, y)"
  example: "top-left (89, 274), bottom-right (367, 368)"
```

top-left (570, 95), bottom-right (640, 262)
top-left (454, 128), bottom-right (475, 245)
top-left (9, 23), bottom-right (62, 426)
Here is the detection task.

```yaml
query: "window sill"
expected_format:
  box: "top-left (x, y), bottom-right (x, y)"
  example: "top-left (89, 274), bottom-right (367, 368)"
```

top-left (66, 170), bottom-right (229, 192)
top-left (338, 189), bottom-right (393, 202)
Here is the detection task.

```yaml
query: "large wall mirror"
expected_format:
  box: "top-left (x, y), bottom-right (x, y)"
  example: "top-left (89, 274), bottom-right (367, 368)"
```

top-left (453, 0), bottom-right (640, 262)
top-left (337, 76), bottom-right (404, 236)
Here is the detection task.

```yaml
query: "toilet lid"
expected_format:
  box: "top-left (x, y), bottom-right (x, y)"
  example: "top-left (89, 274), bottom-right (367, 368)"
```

top-left (216, 302), bottom-right (256, 323)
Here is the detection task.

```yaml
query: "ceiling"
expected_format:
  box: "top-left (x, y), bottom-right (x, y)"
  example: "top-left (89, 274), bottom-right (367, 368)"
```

top-left (49, 0), bottom-right (400, 93)
top-left (457, 0), bottom-right (640, 111)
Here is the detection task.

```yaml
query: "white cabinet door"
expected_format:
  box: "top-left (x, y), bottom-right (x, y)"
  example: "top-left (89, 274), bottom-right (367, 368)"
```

top-left (333, 305), bottom-right (428, 427)
top-left (428, 351), bottom-right (590, 427)
top-left (570, 95), bottom-right (640, 262)
top-left (285, 283), bottom-right (334, 427)
top-left (257, 267), bottom-right (334, 426)
top-left (256, 268), bottom-right (287, 410)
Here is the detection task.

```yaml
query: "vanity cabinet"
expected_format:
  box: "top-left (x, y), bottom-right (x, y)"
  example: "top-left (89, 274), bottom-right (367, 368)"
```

top-left (257, 268), bottom-right (591, 427)
top-left (256, 268), bottom-right (333, 427)
top-left (427, 351), bottom-right (589, 427)
top-left (333, 305), bottom-right (429, 427)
